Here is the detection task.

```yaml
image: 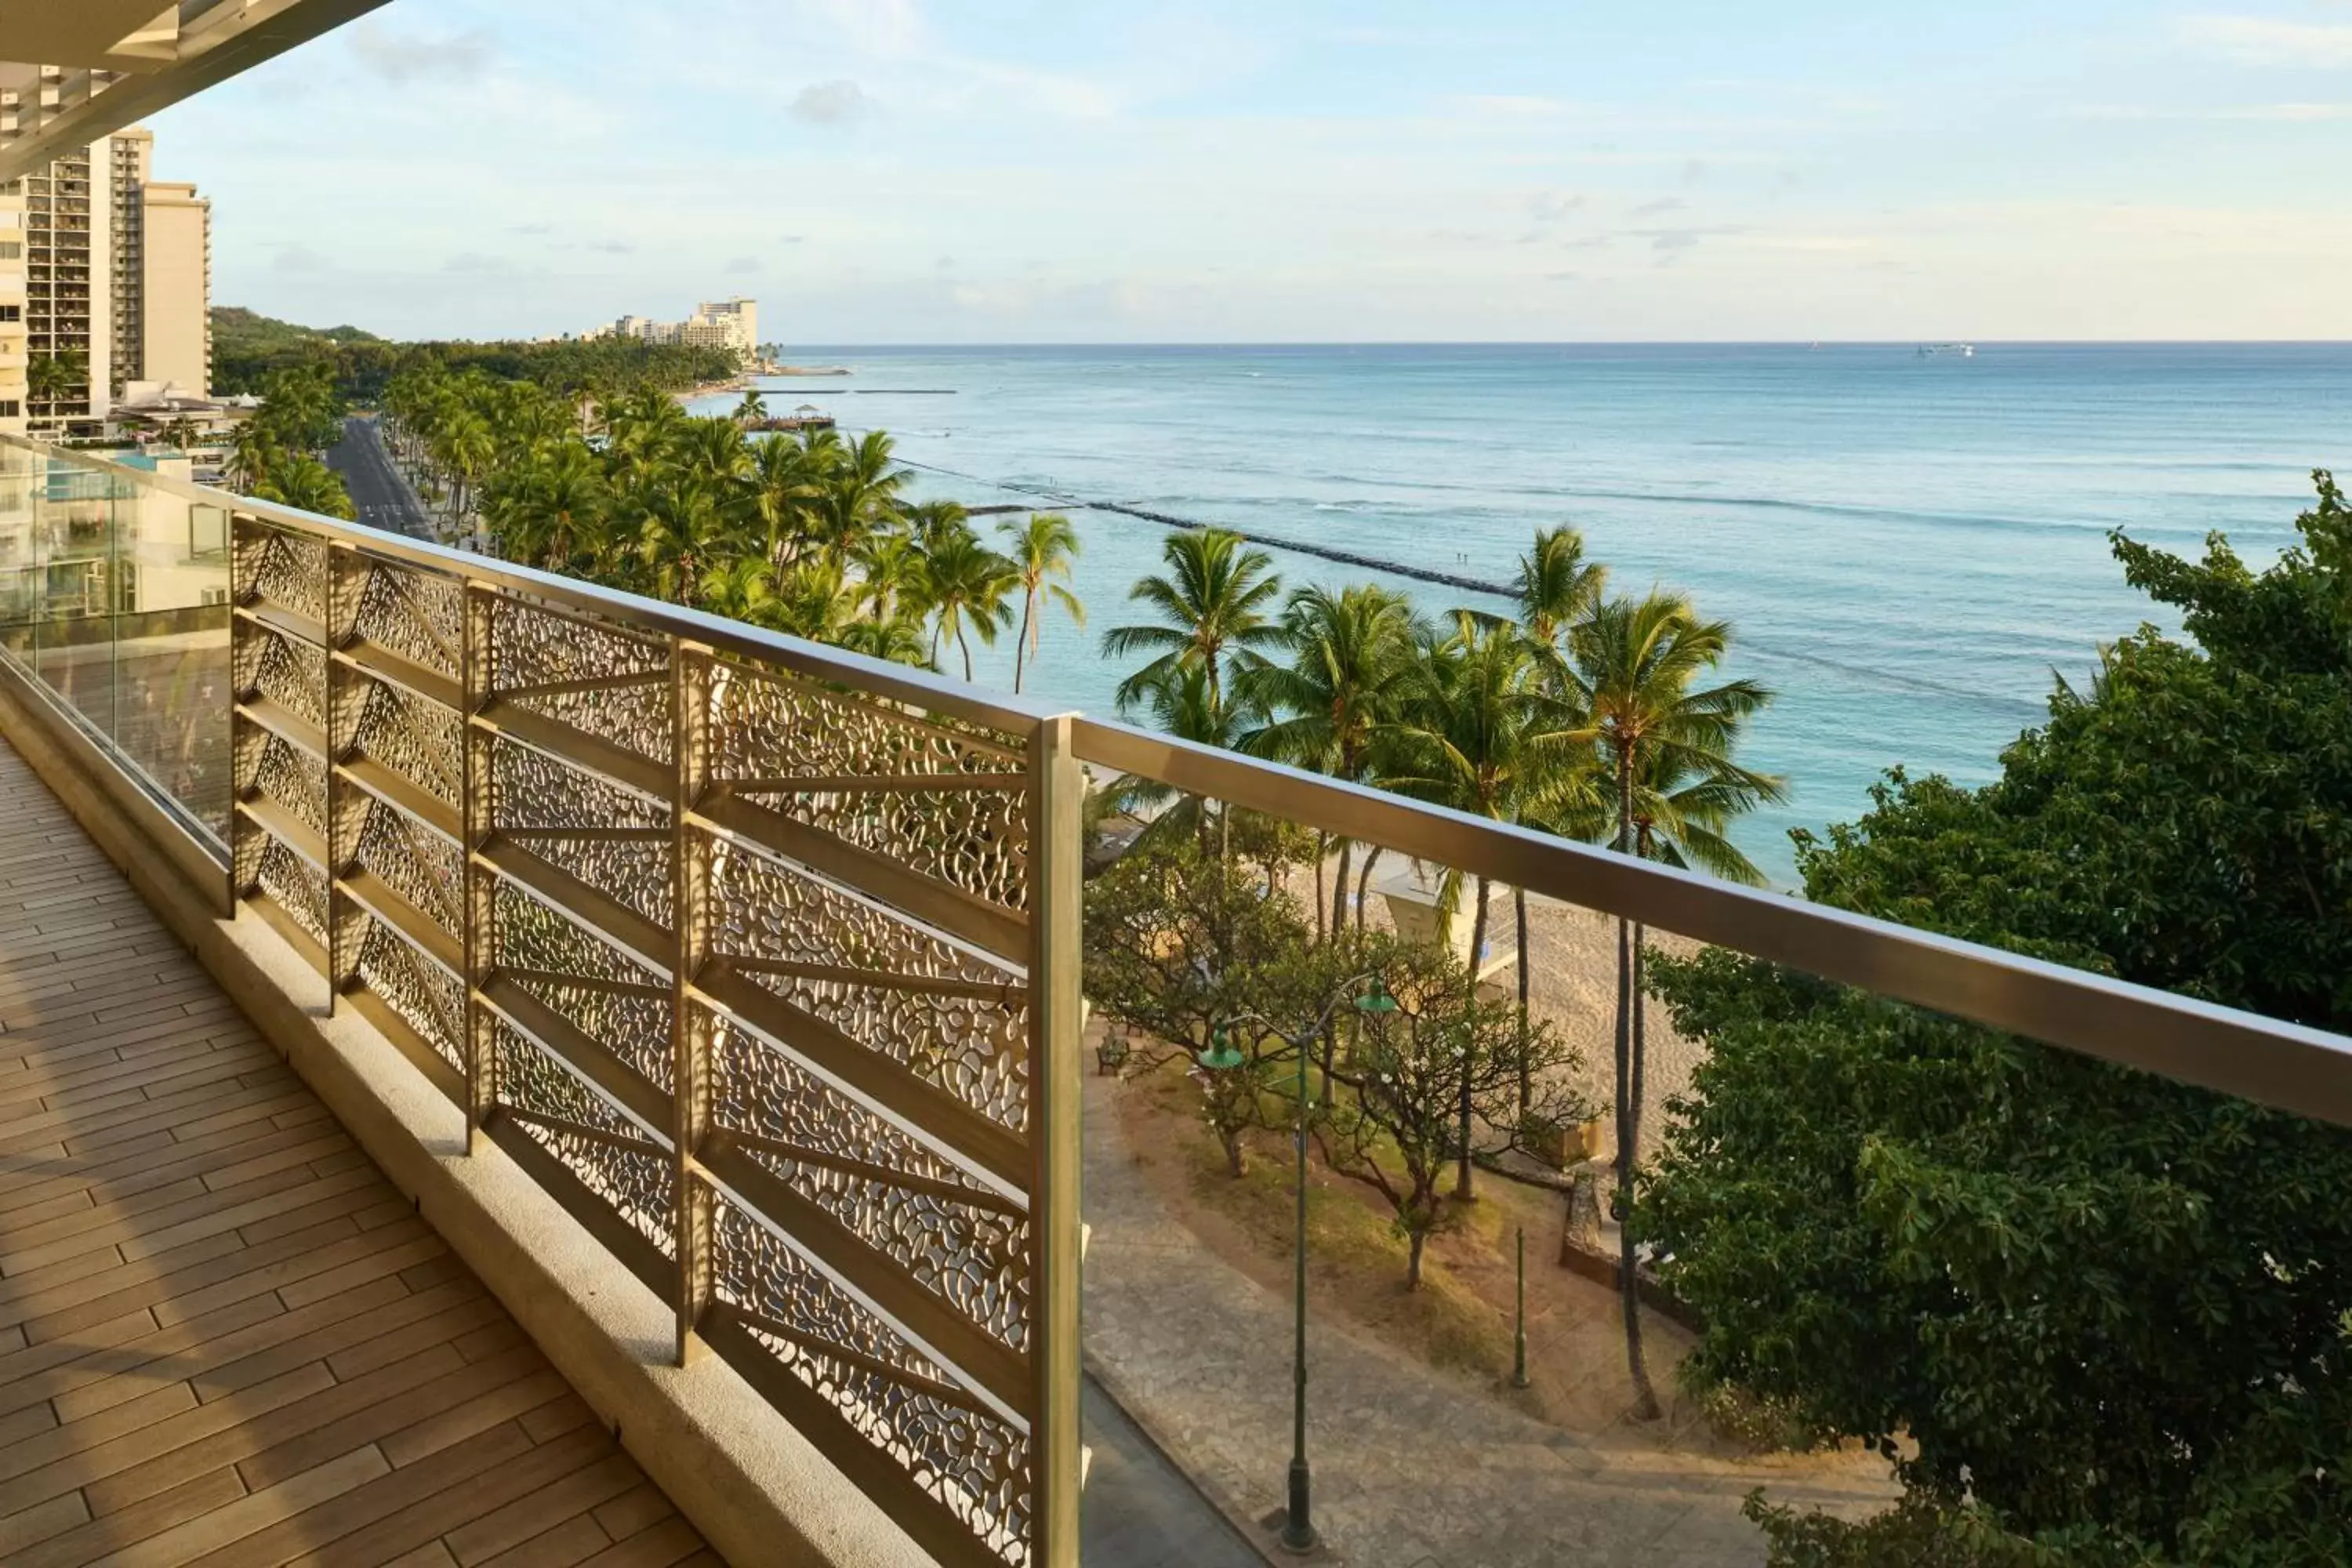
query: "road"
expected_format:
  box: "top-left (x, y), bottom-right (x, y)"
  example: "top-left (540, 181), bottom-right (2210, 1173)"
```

top-left (325, 413), bottom-right (433, 538)
top-left (1084, 1377), bottom-right (1269, 1566)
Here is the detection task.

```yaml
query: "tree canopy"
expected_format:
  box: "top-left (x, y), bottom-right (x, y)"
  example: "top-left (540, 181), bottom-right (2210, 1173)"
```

top-left (1638, 473), bottom-right (2352, 1563)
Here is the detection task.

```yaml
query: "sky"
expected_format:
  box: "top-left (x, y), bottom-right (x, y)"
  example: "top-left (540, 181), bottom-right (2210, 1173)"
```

top-left (151, 0), bottom-right (2352, 343)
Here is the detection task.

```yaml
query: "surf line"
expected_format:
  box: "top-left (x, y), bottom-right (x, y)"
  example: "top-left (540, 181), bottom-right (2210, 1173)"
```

top-left (887, 456), bottom-right (2028, 705)
top-left (888, 456), bottom-right (1514, 597)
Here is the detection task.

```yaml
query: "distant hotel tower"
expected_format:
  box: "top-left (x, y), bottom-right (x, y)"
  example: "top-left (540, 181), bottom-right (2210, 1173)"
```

top-left (0, 122), bottom-right (212, 436)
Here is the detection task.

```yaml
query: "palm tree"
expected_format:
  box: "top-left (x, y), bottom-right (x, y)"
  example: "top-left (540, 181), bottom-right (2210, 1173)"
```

top-left (1000, 513), bottom-right (1085, 695)
top-left (633, 476), bottom-right (731, 606)
top-left (699, 555), bottom-right (782, 626)
top-left (836, 613), bottom-right (936, 669)
top-left (853, 534), bottom-right (924, 625)
top-left (766, 556), bottom-right (862, 644)
top-left (227, 423), bottom-right (277, 492)
top-left (1103, 528), bottom-right (1283, 714)
top-left (1504, 524), bottom-right (1610, 1124)
top-left (488, 444), bottom-right (608, 571)
top-left (1109, 661), bottom-right (1236, 855)
top-left (917, 535), bottom-right (1018, 679)
top-left (808, 430), bottom-right (909, 562)
top-left (735, 390), bottom-right (768, 426)
top-left (1567, 590), bottom-right (1776, 1421)
top-left (257, 456), bottom-right (356, 521)
top-left (434, 408), bottom-right (495, 531)
top-left (604, 390), bottom-right (688, 489)
top-left (905, 498), bottom-right (975, 556)
top-left (26, 354), bottom-right (82, 421)
top-left (1386, 616), bottom-right (1584, 1204)
top-left (681, 416), bottom-right (753, 488)
top-left (749, 432), bottom-right (825, 572)
top-left (1477, 525), bottom-right (1606, 663)
top-left (1241, 583), bottom-right (1421, 938)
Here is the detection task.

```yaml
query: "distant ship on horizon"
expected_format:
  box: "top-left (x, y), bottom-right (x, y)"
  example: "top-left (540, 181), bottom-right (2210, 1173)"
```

top-left (1917, 342), bottom-right (1976, 358)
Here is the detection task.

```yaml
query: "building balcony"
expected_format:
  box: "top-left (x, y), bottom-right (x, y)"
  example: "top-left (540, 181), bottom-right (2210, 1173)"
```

top-left (0, 437), bottom-right (2345, 1568)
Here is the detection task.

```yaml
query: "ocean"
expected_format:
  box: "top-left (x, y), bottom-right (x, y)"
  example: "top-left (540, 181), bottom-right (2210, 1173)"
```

top-left (691, 343), bottom-right (2352, 886)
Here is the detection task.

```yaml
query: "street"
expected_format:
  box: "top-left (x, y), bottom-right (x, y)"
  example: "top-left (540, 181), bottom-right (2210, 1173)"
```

top-left (325, 413), bottom-right (434, 538)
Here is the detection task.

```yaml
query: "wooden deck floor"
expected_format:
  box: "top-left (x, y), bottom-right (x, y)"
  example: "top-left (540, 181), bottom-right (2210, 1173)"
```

top-left (0, 738), bottom-right (719, 1568)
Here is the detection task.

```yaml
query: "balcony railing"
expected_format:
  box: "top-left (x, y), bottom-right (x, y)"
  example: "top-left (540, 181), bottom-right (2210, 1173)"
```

top-left (2, 435), bottom-right (2350, 1564)
top-left (0, 434), bottom-right (1084, 1568)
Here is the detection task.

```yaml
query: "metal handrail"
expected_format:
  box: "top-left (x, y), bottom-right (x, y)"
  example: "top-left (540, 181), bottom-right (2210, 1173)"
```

top-left (1070, 720), bottom-right (2352, 1127)
top-left (6, 432), bottom-right (2347, 1131)
top-left (0, 434), bottom-right (1067, 739)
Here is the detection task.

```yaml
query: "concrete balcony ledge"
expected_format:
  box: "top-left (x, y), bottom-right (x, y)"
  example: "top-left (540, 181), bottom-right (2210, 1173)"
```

top-left (0, 666), bottom-right (935, 1568)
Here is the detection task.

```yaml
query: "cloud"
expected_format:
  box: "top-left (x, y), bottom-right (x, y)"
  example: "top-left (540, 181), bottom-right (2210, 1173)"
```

top-left (1632, 198), bottom-right (1687, 217)
top-left (790, 79), bottom-right (873, 125)
top-left (796, 0), bottom-right (925, 57)
top-left (443, 252), bottom-right (515, 274)
top-left (511, 223), bottom-right (553, 236)
top-left (1528, 191), bottom-right (1586, 222)
top-left (273, 245), bottom-right (330, 274)
top-left (1681, 158), bottom-right (1710, 184)
top-left (1453, 94), bottom-right (1575, 119)
top-left (726, 256), bottom-right (761, 275)
top-left (2180, 14), bottom-right (2352, 66)
top-left (2080, 100), bottom-right (2352, 121)
top-left (347, 22), bottom-right (493, 85)
top-left (1621, 225), bottom-right (1748, 252)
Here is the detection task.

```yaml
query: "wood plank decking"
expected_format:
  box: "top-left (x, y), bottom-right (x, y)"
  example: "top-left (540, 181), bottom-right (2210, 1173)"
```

top-left (0, 737), bottom-right (719, 1568)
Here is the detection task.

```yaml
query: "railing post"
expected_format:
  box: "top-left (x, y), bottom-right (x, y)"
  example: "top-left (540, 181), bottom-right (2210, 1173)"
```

top-left (227, 512), bottom-right (252, 915)
top-left (1028, 712), bottom-right (1085, 1568)
top-left (462, 580), bottom-right (494, 1151)
top-left (672, 640), bottom-right (714, 1365)
top-left (323, 541), bottom-right (357, 1014)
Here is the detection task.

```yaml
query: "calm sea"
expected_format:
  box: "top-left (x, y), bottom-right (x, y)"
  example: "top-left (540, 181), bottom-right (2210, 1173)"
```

top-left (693, 343), bottom-right (2352, 885)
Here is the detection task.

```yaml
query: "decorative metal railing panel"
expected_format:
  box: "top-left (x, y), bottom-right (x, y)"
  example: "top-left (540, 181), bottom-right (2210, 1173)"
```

top-left (33, 433), bottom-right (2349, 1568)
top-left (227, 515), bottom-right (1085, 1568)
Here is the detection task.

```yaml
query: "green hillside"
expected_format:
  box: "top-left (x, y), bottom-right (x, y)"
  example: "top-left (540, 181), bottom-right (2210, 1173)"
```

top-left (211, 307), bottom-right (384, 393)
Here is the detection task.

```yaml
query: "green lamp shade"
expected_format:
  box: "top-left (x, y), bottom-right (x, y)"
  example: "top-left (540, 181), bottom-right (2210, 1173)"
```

top-left (1197, 1029), bottom-right (1247, 1072)
top-left (1355, 979), bottom-right (1399, 1014)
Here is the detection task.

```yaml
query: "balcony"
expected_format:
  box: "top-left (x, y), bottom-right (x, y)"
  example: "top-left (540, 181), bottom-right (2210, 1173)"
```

top-left (1, 437), bottom-right (2348, 1568)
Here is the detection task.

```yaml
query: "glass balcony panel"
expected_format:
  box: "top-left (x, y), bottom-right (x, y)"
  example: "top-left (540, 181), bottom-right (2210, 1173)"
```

top-left (109, 481), bottom-right (231, 840)
top-left (25, 455), bottom-right (124, 739)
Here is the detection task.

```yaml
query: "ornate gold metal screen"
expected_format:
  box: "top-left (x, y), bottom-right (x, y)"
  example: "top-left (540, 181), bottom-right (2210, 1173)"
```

top-left (229, 517), bottom-right (1083, 1568)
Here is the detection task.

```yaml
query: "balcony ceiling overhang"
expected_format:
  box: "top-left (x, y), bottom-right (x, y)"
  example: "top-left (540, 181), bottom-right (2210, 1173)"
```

top-left (0, 0), bottom-right (390, 180)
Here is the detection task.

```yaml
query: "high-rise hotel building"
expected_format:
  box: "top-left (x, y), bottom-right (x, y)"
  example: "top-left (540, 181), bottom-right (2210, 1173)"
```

top-left (0, 121), bottom-right (209, 437)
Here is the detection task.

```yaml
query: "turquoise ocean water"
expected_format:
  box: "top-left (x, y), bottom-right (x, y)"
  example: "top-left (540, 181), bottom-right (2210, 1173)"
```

top-left (693, 343), bottom-right (2352, 886)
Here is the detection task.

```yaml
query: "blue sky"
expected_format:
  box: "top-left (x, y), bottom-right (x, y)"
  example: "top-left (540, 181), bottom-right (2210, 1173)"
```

top-left (154, 0), bottom-right (2352, 342)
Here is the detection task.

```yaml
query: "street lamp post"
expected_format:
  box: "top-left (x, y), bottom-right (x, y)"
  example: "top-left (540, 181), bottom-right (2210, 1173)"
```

top-left (1215, 975), bottom-right (1396, 1556)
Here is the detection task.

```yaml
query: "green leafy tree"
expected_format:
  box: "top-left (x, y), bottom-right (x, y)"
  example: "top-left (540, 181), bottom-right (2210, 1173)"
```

top-left (1314, 930), bottom-right (1591, 1287)
top-left (1083, 839), bottom-right (1322, 1176)
top-left (1637, 474), bottom-right (2352, 1559)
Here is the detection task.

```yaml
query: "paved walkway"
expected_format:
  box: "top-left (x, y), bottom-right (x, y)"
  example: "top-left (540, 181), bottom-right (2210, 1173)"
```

top-left (1081, 1072), bottom-right (1896, 1568)
top-left (0, 737), bottom-right (715, 1567)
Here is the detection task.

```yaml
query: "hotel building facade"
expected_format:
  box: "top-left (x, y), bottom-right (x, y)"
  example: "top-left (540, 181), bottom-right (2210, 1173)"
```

top-left (0, 122), bottom-right (209, 437)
